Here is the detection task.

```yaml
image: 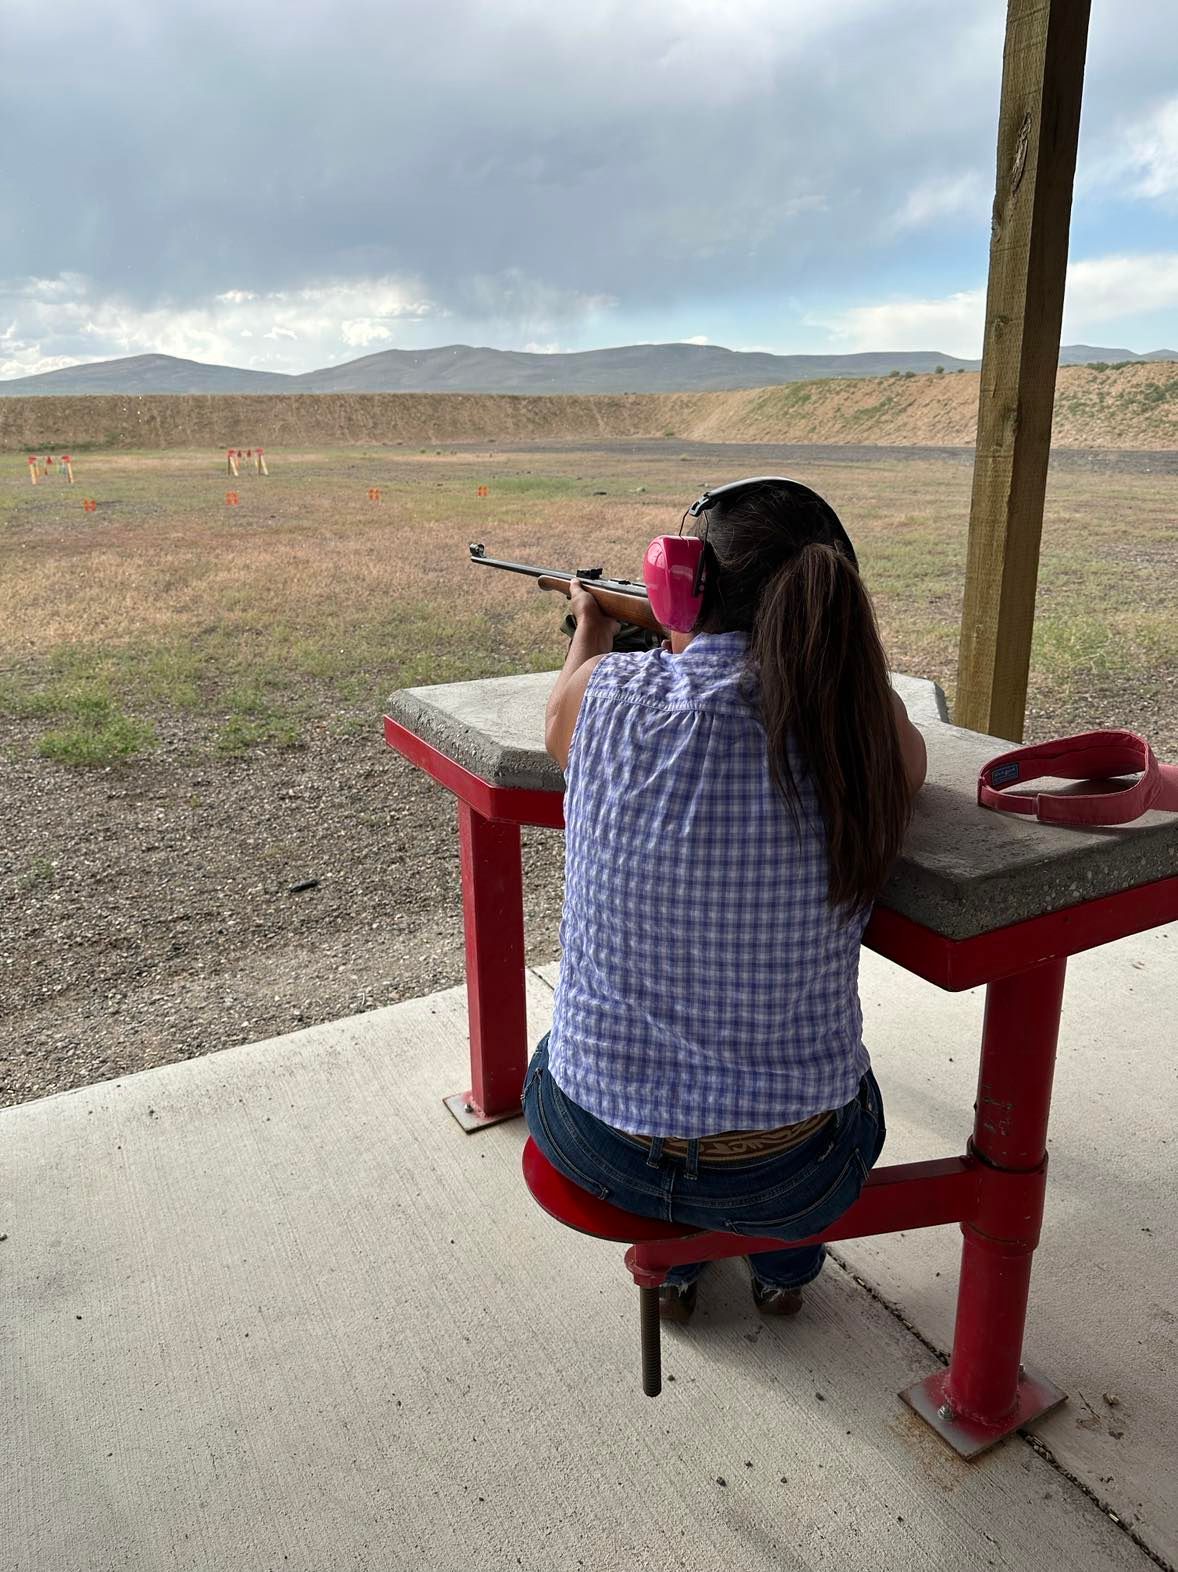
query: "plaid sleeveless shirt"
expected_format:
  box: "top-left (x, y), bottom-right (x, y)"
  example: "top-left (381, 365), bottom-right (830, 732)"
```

top-left (546, 632), bottom-right (871, 1137)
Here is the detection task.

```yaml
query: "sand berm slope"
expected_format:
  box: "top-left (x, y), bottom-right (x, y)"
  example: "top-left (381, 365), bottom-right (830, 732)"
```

top-left (2, 361), bottom-right (1176, 451)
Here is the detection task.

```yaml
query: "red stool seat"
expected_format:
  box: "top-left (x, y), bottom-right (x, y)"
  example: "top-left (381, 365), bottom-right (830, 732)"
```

top-left (522, 1136), bottom-right (703, 1398)
top-left (522, 1135), bottom-right (703, 1243)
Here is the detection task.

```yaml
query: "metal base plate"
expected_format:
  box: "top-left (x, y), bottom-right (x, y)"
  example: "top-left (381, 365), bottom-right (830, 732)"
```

top-left (443, 1090), bottom-right (522, 1132)
top-left (900, 1365), bottom-right (1067, 1458)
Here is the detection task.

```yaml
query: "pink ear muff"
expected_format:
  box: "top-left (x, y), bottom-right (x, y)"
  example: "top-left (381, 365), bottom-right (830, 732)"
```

top-left (643, 535), bottom-right (705, 632)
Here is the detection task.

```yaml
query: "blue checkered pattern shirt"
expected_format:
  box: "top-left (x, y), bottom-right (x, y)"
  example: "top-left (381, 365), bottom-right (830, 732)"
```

top-left (547, 631), bottom-right (870, 1136)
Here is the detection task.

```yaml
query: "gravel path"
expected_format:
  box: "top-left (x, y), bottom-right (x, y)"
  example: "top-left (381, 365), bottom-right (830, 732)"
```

top-left (1, 724), bottom-right (565, 1108)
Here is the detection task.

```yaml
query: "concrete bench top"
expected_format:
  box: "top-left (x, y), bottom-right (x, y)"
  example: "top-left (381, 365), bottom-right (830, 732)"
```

top-left (386, 669), bottom-right (1178, 941)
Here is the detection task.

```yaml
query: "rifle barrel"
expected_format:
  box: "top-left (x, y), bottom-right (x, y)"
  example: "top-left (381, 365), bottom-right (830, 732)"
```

top-left (468, 543), bottom-right (650, 601)
top-left (469, 548), bottom-right (570, 582)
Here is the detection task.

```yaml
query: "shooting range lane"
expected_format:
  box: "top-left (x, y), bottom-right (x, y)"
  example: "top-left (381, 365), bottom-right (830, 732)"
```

top-left (0, 977), bottom-right (1159, 1572)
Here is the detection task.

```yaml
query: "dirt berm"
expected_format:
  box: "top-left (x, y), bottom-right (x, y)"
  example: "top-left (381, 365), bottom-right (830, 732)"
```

top-left (2, 361), bottom-right (1176, 451)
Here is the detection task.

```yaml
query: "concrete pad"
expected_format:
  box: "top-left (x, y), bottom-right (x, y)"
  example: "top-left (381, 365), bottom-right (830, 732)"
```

top-left (890, 671), bottom-right (950, 727)
top-left (385, 670), bottom-right (949, 794)
top-left (845, 925), bottom-right (1178, 1564)
top-left (1, 978), bottom-right (1156, 1572)
top-left (389, 669), bottom-right (562, 792)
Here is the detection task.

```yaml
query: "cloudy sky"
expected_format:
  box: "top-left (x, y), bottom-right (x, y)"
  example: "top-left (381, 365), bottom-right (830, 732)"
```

top-left (3, 0), bottom-right (1177, 378)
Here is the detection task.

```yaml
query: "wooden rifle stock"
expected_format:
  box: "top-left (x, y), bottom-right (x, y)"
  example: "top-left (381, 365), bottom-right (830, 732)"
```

top-left (468, 543), bottom-right (665, 636)
top-left (536, 575), bottom-right (665, 635)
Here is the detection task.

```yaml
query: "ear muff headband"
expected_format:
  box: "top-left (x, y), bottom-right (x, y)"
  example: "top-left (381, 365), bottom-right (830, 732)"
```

top-left (643, 476), bottom-right (860, 634)
top-left (687, 475), bottom-right (859, 571)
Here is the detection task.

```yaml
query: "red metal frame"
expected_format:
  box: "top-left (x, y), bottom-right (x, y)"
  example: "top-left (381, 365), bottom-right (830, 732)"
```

top-left (620, 1155), bottom-right (1032, 1281)
top-left (386, 714), bottom-right (563, 1127)
top-left (385, 713), bottom-right (1178, 1455)
top-left (934, 958), bottom-right (1065, 1426)
top-left (454, 804), bottom-right (529, 1124)
top-left (385, 716), bottom-right (565, 829)
top-left (865, 877), bottom-right (1178, 991)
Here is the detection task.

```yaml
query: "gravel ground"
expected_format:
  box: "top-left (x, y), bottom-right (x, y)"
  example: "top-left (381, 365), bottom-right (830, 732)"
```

top-left (459, 437), bottom-right (1178, 476)
top-left (0, 721), bottom-right (565, 1108)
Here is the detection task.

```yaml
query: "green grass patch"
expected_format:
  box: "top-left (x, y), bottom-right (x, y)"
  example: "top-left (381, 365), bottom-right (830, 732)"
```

top-left (36, 705), bottom-right (156, 767)
top-left (749, 384), bottom-right (814, 417)
top-left (126, 646), bottom-right (204, 711)
top-left (1, 674), bottom-right (116, 722)
top-left (843, 397), bottom-right (897, 427)
top-left (213, 712), bottom-right (303, 757)
top-left (483, 474), bottom-right (587, 498)
top-left (225, 683), bottom-right (279, 716)
top-left (13, 855), bottom-right (55, 892)
top-left (1129, 378), bottom-right (1178, 409)
top-left (1032, 615), bottom-right (1129, 678)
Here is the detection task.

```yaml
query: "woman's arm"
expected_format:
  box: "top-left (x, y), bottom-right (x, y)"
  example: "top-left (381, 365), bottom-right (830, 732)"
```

top-left (544, 581), bottom-right (619, 770)
top-left (890, 688), bottom-right (928, 796)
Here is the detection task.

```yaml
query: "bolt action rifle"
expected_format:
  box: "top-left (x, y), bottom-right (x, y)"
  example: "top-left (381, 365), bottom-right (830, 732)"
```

top-left (468, 542), bottom-right (665, 651)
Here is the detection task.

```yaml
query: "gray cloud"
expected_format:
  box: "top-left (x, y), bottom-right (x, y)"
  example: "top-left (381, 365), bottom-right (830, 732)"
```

top-left (1, 0), bottom-right (1177, 368)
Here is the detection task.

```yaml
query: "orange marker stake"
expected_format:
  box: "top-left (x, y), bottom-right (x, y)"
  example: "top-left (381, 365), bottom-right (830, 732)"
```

top-left (226, 491), bottom-right (239, 506)
top-left (476, 485), bottom-right (489, 497)
top-left (257, 447), bottom-right (268, 475)
top-left (83, 498), bottom-right (97, 512)
top-left (62, 453), bottom-right (74, 484)
top-left (368, 487), bottom-right (382, 502)
top-left (28, 455), bottom-right (38, 485)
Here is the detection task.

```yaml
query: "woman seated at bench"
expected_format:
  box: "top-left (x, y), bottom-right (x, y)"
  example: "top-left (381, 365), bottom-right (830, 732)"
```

top-left (523, 476), bottom-right (926, 1321)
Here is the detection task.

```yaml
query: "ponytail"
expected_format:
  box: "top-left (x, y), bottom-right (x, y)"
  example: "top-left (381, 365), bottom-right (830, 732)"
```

top-left (749, 543), bottom-right (910, 911)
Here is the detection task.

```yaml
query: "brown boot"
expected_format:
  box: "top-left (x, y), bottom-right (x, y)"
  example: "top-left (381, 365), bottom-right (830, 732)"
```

top-left (751, 1278), bottom-right (803, 1316)
top-left (658, 1281), bottom-right (698, 1323)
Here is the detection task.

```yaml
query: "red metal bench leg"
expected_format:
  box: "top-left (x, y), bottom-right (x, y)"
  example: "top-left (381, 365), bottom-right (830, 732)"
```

top-left (902, 957), bottom-right (1068, 1455)
top-left (444, 802), bottom-right (528, 1130)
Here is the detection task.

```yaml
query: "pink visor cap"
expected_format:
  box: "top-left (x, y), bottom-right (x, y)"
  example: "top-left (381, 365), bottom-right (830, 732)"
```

top-left (978, 730), bottom-right (1178, 827)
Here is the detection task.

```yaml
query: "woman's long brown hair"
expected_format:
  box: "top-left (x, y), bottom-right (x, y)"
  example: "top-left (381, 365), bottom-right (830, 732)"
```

top-left (696, 482), bottom-right (911, 912)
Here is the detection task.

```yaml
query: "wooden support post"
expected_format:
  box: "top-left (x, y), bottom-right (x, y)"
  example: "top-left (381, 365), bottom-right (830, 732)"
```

top-left (28, 455), bottom-right (38, 485)
top-left (257, 447), bottom-right (268, 475)
top-left (954, 0), bottom-right (1091, 741)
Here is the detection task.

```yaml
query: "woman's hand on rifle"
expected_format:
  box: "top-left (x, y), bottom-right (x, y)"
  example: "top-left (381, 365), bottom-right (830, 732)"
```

top-left (568, 578), bottom-right (621, 639)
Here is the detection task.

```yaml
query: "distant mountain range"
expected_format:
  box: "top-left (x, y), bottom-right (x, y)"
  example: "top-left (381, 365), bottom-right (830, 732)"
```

top-left (2, 342), bottom-right (1176, 397)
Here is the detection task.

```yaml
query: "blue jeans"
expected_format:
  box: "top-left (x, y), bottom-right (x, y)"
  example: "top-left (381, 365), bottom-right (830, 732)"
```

top-left (523, 1035), bottom-right (885, 1291)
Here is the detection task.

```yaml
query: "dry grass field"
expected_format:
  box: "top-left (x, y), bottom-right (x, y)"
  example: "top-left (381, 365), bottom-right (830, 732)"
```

top-left (2, 438), bottom-right (1175, 1107)
top-left (3, 441), bottom-right (1174, 754)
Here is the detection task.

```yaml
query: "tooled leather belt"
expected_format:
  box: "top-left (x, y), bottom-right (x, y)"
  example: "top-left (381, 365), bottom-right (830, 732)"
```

top-left (615, 1110), bottom-right (832, 1163)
